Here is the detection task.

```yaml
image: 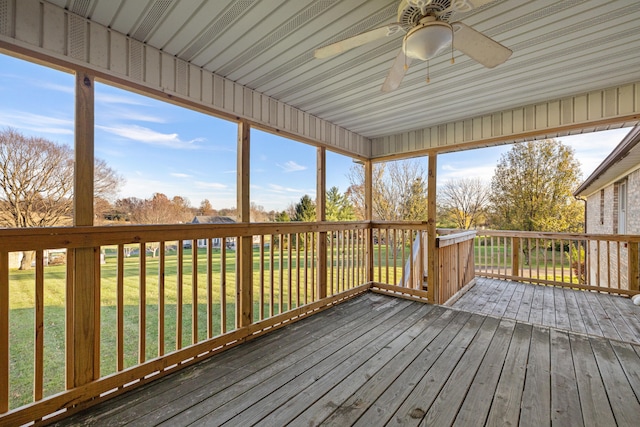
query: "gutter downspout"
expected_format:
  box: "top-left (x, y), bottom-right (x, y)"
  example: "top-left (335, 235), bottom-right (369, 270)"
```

top-left (575, 196), bottom-right (587, 233)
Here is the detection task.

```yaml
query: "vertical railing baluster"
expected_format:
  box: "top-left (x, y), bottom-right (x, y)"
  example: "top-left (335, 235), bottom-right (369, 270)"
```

top-left (311, 232), bottom-right (316, 300)
top-left (330, 231), bottom-right (335, 295)
top-left (139, 244), bottom-right (147, 363)
top-left (616, 241), bottom-right (621, 290)
top-left (34, 250), bottom-right (44, 401)
top-left (269, 235), bottom-right (274, 318)
top-left (288, 233), bottom-right (292, 311)
top-left (606, 240), bottom-right (611, 289)
top-left (259, 236), bottom-right (264, 320)
top-left (279, 234), bottom-right (284, 313)
top-left (0, 251), bottom-right (8, 412)
top-left (220, 240), bottom-right (227, 334)
top-left (206, 239), bottom-right (213, 337)
top-left (159, 242), bottom-right (165, 355)
top-left (385, 228), bottom-right (390, 283)
top-left (116, 245), bottom-right (124, 370)
top-left (176, 243), bottom-right (183, 350)
top-left (296, 233), bottom-right (301, 305)
top-left (191, 240), bottom-right (198, 344)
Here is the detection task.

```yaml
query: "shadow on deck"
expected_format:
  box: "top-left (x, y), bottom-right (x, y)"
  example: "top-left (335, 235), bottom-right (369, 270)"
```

top-left (54, 280), bottom-right (640, 426)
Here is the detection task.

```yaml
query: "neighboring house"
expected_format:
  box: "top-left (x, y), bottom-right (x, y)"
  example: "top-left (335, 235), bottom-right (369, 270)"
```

top-left (574, 125), bottom-right (640, 289)
top-left (191, 216), bottom-right (237, 249)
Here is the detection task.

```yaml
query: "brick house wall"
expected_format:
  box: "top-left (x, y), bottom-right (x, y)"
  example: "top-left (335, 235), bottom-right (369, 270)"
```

top-left (585, 167), bottom-right (640, 289)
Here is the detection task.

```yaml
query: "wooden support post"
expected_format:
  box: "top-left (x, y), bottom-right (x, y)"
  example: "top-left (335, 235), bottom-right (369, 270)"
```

top-left (512, 237), bottom-right (520, 277)
top-left (237, 120), bottom-right (252, 327)
top-left (365, 160), bottom-right (374, 283)
top-left (316, 147), bottom-right (327, 299)
top-left (427, 154), bottom-right (438, 303)
top-left (629, 242), bottom-right (639, 292)
top-left (70, 72), bottom-right (99, 387)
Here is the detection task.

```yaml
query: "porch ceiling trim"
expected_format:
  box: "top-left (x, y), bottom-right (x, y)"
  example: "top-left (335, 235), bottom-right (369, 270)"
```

top-left (372, 83), bottom-right (640, 159)
top-left (0, 0), bottom-right (371, 160)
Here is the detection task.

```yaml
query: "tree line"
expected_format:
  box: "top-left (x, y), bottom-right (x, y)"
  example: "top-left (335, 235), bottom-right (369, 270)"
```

top-left (1, 127), bottom-right (585, 268)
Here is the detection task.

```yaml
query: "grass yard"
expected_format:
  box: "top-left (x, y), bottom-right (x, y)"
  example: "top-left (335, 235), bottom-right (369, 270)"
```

top-left (6, 244), bottom-right (405, 409)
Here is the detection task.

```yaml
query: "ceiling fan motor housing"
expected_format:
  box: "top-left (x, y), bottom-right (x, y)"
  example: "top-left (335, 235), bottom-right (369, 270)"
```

top-left (398, 0), bottom-right (453, 26)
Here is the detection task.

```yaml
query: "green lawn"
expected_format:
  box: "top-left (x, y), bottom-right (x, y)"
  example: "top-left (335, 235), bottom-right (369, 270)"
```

top-left (7, 244), bottom-right (405, 409)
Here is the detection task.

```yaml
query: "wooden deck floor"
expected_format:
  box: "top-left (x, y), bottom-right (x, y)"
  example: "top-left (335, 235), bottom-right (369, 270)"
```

top-left (54, 289), bottom-right (640, 426)
top-left (453, 277), bottom-right (640, 344)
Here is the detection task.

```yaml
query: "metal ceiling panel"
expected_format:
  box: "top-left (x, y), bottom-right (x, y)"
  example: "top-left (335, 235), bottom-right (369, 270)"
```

top-left (37, 0), bottom-right (640, 145)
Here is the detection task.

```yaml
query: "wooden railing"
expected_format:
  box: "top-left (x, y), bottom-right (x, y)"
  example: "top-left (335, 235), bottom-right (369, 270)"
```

top-left (0, 221), bottom-right (429, 425)
top-left (437, 230), bottom-right (477, 304)
top-left (368, 222), bottom-right (429, 301)
top-left (475, 230), bottom-right (640, 295)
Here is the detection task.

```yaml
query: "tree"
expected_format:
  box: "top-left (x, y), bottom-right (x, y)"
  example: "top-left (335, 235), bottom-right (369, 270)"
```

top-left (490, 139), bottom-right (583, 232)
top-left (127, 193), bottom-right (193, 224)
top-left (402, 177), bottom-right (428, 221)
top-left (292, 194), bottom-right (316, 222)
top-left (347, 159), bottom-right (428, 221)
top-left (196, 199), bottom-right (216, 216)
top-left (326, 186), bottom-right (356, 221)
top-left (0, 128), bottom-right (123, 269)
top-left (438, 178), bottom-right (490, 229)
top-left (274, 210), bottom-right (290, 222)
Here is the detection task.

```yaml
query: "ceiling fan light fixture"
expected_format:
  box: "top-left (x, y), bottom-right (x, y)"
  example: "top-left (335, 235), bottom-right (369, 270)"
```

top-left (403, 21), bottom-right (452, 61)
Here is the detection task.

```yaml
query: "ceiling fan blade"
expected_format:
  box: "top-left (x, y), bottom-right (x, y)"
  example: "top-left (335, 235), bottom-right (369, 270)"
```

top-left (449, 0), bottom-right (495, 13)
top-left (451, 22), bottom-right (512, 68)
top-left (382, 50), bottom-right (411, 93)
top-left (314, 24), bottom-right (404, 59)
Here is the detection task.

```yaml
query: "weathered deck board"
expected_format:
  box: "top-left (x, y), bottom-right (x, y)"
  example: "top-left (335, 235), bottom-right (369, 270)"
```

top-left (454, 278), bottom-right (640, 344)
top-left (550, 329), bottom-right (583, 426)
top-left (54, 288), bottom-right (640, 427)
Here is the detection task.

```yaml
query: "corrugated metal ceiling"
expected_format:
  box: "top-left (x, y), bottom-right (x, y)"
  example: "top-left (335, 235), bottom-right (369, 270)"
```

top-left (44, 0), bottom-right (640, 140)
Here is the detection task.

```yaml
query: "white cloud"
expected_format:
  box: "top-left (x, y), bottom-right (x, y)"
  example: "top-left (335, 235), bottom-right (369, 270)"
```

top-left (34, 81), bottom-right (74, 94)
top-left (277, 160), bottom-right (307, 172)
top-left (97, 124), bottom-right (203, 149)
top-left (95, 92), bottom-right (149, 106)
top-left (0, 110), bottom-right (73, 136)
top-left (268, 183), bottom-right (309, 193)
top-left (195, 181), bottom-right (227, 189)
top-left (170, 172), bottom-right (192, 178)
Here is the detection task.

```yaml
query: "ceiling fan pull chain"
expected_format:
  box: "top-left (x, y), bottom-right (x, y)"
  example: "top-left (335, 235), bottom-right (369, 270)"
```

top-left (403, 38), bottom-right (409, 71)
top-left (451, 26), bottom-right (455, 64)
top-left (426, 60), bottom-right (430, 83)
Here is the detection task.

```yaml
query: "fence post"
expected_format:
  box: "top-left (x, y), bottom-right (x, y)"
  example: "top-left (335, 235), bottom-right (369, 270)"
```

top-left (629, 242), bottom-right (639, 292)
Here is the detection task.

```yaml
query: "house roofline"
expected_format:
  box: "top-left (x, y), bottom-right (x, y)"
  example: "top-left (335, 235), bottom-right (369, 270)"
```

top-left (574, 124), bottom-right (640, 197)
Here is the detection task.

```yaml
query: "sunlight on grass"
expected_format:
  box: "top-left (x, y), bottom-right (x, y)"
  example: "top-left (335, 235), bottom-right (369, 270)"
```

top-left (7, 244), bottom-right (406, 409)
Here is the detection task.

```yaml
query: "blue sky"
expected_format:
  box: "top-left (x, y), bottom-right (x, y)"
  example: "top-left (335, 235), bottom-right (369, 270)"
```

top-left (0, 53), bottom-right (632, 212)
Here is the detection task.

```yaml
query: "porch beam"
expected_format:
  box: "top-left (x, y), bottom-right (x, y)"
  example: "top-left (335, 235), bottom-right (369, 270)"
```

top-left (427, 154), bottom-right (438, 303)
top-left (237, 120), bottom-right (252, 327)
top-left (70, 71), bottom-right (99, 387)
top-left (372, 88), bottom-right (640, 160)
top-left (316, 147), bottom-right (327, 299)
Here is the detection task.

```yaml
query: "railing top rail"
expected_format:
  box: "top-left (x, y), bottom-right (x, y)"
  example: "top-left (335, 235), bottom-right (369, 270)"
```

top-left (0, 221), bottom-right (374, 252)
top-left (370, 221), bottom-right (429, 230)
top-left (475, 229), bottom-right (640, 242)
top-left (437, 230), bottom-right (477, 248)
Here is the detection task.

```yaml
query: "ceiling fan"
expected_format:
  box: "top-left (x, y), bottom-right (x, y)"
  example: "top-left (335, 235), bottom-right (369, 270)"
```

top-left (314, 0), bottom-right (512, 92)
